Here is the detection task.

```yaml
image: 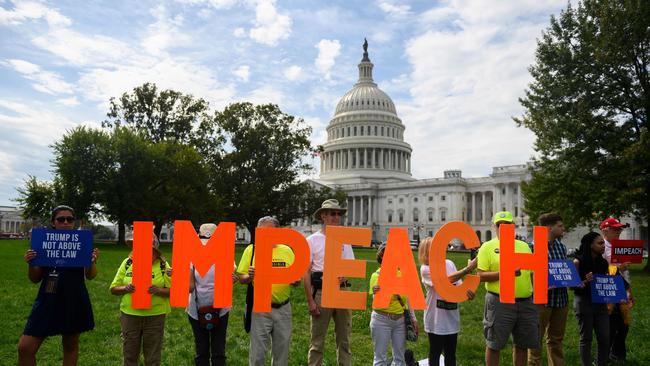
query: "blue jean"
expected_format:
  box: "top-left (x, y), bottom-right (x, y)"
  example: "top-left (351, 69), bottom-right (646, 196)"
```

top-left (370, 311), bottom-right (406, 366)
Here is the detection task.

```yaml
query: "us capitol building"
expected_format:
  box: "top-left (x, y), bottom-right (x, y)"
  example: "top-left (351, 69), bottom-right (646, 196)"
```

top-left (293, 41), bottom-right (531, 244)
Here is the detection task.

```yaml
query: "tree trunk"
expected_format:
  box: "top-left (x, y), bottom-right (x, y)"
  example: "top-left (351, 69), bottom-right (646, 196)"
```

top-left (118, 221), bottom-right (126, 246)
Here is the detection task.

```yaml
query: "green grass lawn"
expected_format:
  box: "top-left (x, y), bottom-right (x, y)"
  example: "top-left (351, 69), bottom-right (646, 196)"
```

top-left (1, 239), bottom-right (649, 365)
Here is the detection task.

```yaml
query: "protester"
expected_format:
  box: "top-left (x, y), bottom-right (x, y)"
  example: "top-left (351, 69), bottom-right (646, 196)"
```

top-left (18, 205), bottom-right (99, 366)
top-left (187, 223), bottom-right (234, 366)
top-left (528, 213), bottom-right (569, 366)
top-left (368, 244), bottom-right (417, 366)
top-left (110, 233), bottom-right (171, 366)
top-left (303, 199), bottom-right (353, 366)
top-left (418, 237), bottom-right (476, 366)
top-left (237, 216), bottom-right (296, 366)
top-left (600, 217), bottom-right (634, 362)
top-left (477, 211), bottom-right (538, 366)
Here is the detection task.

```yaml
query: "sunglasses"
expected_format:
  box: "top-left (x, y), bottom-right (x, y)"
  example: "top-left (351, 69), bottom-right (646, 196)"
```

top-left (55, 216), bottom-right (75, 223)
top-left (326, 211), bottom-right (343, 217)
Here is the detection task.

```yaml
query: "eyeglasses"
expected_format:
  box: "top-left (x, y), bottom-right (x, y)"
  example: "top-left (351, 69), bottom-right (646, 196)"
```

top-left (327, 211), bottom-right (343, 217)
top-left (55, 216), bottom-right (75, 223)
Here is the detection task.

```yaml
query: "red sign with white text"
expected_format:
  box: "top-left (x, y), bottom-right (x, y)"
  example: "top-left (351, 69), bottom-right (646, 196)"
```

top-left (611, 240), bottom-right (644, 264)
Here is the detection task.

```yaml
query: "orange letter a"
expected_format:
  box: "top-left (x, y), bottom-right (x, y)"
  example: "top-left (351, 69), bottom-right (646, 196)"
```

top-left (374, 228), bottom-right (426, 310)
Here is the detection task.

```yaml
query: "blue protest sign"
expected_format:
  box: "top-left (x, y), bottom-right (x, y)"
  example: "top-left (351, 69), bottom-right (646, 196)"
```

top-left (547, 259), bottom-right (581, 288)
top-left (590, 274), bottom-right (627, 303)
top-left (30, 229), bottom-right (93, 267)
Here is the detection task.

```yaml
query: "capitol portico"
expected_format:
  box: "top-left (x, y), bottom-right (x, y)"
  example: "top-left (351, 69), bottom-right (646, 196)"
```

top-left (297, 41), bottom-right (532, 243)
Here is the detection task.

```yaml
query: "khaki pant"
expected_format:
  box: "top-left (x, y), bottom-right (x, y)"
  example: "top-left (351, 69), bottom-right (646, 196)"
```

top-left (528, 305), bottom-right (568, 366)
top-left (250, 303), bottom-right (292, 366)
top-left (120, 312), bottom-right (166, 366)
top-left (307, 291), bottom-right (352, 366)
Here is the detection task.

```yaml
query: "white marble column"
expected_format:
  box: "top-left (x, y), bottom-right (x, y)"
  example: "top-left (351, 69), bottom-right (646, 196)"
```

top-left (481, 192), bottom-right (486, 224)
top-left (471, 193), bottom-right (476, 224)
top-left (355, 149), bottom-right (360, 169)
top-left (369, 196), bottom-right (373, 224)
top-left (517, 183), bottom-right (522, 222)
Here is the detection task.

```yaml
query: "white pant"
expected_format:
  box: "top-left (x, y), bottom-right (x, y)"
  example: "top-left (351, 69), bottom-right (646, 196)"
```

top-left (249, 303), bottom-right (292, 366)
top-left (370, 311), bottom-right (406, 366)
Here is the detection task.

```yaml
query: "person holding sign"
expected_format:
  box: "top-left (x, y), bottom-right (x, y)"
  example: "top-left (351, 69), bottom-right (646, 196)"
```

top-left (187, 223), bottom-right (235, 366)
top-left (599, 217), bottom-right (633, 362)
top-left (18, 205), bottom-right (99, 366)
top-left (110, 234), bottom-right (171, 366)
top-left (419, 237), bottom-right (476, 366)
top-left (477, 211), bottom-right (538, 366)
top-left (528, 213), bottom-right (569, 366)
top-left (572, 232), bottom-right (610, 366)
top-left (237, 216), bottom-right (296, 366)
top-left (368, 244), bottom-right (417, 366)
top-left (303, 199), bottom-right (353, 366)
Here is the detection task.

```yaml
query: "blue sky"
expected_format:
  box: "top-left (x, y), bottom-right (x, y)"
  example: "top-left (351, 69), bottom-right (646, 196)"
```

top-left (0, 0), bottom-right (567, 206)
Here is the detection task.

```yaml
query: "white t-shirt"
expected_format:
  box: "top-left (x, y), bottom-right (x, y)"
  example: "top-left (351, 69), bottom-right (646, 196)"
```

top-left (306, 230), bottom-right (355, 272)
top-left (421, 261), bottom-right (461, 335)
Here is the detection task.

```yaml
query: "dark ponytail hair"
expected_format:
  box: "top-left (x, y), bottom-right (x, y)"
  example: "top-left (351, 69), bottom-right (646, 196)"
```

top-left (578, 231), bottom-right (601, 270)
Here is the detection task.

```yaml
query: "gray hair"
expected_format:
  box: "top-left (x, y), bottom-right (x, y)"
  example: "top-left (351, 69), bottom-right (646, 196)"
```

top-left (257, 216), bottom-right (280, 227)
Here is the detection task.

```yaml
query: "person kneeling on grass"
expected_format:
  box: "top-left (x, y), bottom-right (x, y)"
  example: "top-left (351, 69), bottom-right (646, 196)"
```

top-left (110, 234), bottom-right (171, 366)
top-left (418, 237), bottom-right (476, 366)
top-left (369, 244), bottom-right (418, 366)
top-left (18, 205), bottom-right (99, 366)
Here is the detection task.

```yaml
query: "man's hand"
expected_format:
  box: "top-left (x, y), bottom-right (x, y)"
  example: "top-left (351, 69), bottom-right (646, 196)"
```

top-left (308, 299), bottom-right (320, 316)
top-left (148, 285), bottom-right (161, 295)
top-left (466, 289), bottom-right (476, 300)
top-left (585, 272), bottom-right (593, 282)
top-left (232, 272), bottom-right (239, 283)
top-left (248, 267), bottom-right (255, 281)
top-left (372, 285), bottom-right (380, 295)
top-left (514, 268), bottom-right (522, 277)
top-left (124, 284), bottom-right (136, 293)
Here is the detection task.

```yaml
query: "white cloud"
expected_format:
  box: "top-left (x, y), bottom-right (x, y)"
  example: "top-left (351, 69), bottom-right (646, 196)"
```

top-left (377, 0), bottom-right (411, 18)
top-left (314, 39), bottom-right (341, 79)
top-left (243, 85), bottom-right (285, 106)
top-left (57, 96), bottom-right (80, 106)
top-left (283, 65), bottom-right (302, 81)
top-left (233, 65), bottom-right (250, 82)
top-left (249, 0), bottom-right (291, 46)
top-left (32, 28), bottom-right (132, 67)
top-left (233, 27), bottom-right (246, 37)
top-left (399, 0), bottom-right (565, 178)
top-left (174, 0), bottom-right (237, 8)
top-left (0, 0), bottom-right (71, 26)
top-left (142, 5), bottom-right (193, 56)
top-left (4, 59), bottom-right (74, 95)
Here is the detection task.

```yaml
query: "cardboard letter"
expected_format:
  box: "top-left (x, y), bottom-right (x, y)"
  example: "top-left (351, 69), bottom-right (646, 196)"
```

top-left (253, 228), bottom-right (310, 312)
top-left (132, 221), bottom-right (153, 309)
top-left (429, 221), bottom-right (480, 302)
top-left (170, 221), bottom-right (236, 308)
top-left (374, 228), bottom-right (426, 310)
top-left (321, 226), bottom-right (371, 310)
top-left (499, 224), bottom-right (548, 304)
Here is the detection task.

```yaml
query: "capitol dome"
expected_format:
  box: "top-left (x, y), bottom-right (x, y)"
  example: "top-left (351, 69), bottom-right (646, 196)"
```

top-left (319, 40), bottom-right (414, 184)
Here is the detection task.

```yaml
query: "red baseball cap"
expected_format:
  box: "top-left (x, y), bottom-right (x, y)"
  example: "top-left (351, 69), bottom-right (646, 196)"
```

top-left (599, 217), bottom-right (626, 230)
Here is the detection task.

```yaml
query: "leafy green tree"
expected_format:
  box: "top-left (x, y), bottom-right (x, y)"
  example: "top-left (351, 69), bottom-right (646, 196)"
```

top-left (298, 182), bottom-right (348, 225)
top-left (516, 0), bottom-right (649, 248)
top-left (211, 102), bottom-right (314, 241)
top-left (15, 176), bottom-right (61, 227)
top-left (102, 82), bottom-right (219, 153)
top-left (52, 126), bottom-right (114, 224)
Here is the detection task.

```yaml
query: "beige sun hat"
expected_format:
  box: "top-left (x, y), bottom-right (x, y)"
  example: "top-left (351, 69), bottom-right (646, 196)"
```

top-left (199, 223), bottom-right (217, 238)
top-left (313, 199), bottom-right (347, 220)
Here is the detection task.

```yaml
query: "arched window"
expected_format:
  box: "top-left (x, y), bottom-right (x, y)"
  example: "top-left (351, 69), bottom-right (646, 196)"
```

top-left (475, 230), bottom-right (482, 241)
top-left (413, 208), bottom-right (419, 222)
top-left (387, 210), bottom-right (393, 223)
top-left (486, 230), bottom-right (492, 241)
